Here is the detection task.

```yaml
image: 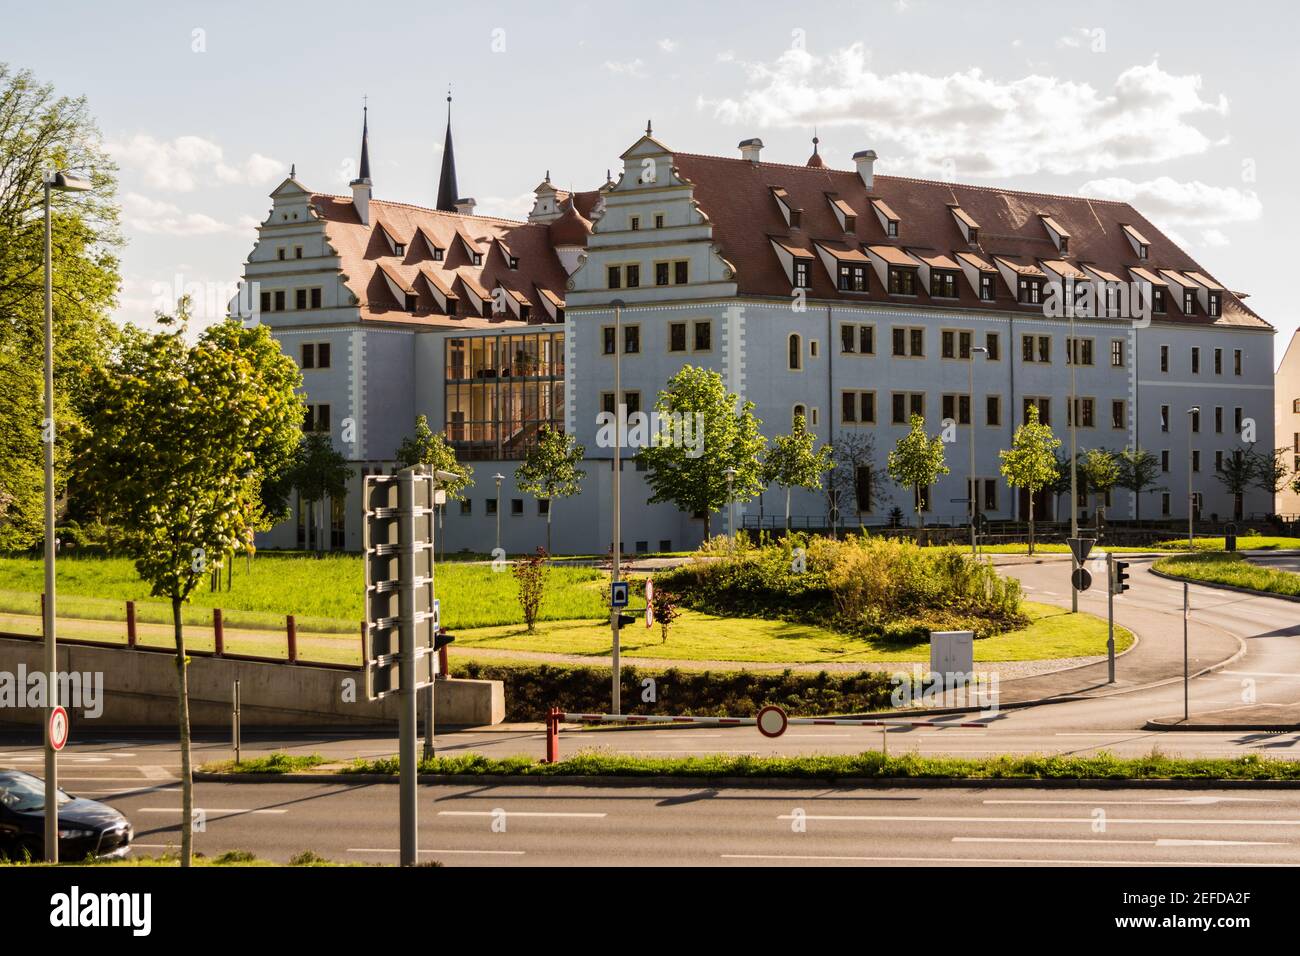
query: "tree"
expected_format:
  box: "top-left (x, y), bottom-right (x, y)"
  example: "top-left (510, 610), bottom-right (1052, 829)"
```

top-left (639, 366), bottom-right (766, 538)
top-left (650, 586), bottom-right (680, 643)
top-left (999, 405), bottom-right (1061, 555)
top-left (74, 311), bottom-right (301, 866)
top-left (288, 432), bottom-right (353, 554)
top-left (515, 424), bottom-right (586, 553)
top-left (763, 414), bottom-right (833, 532)
top-left (395, 414), bottom-right (473, 559)
top-left (886, 415), bottom-right (948, 529)
top-left (1078, 448), bottom-right (1120, 521)
top-left (512, 547), bottom-right (548, 632)
top-left (1115, 447), bottom-right (1164, 522)
top-left (0, 65), bottom-right (123, 549)
top-left (1252, 447), bottom-right (1292, 505)
top-left (826, 431), bottom-right (883, 531)
top-left (1046, 450), bottom-right (1073, 523)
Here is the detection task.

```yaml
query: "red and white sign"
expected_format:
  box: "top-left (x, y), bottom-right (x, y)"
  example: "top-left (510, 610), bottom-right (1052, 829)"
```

top-left (645, 578), bottom-right (654, 628)
top-left (756, 705), bottom-right (788, 738)
top-left (48, 706), bottom-right (69, 751)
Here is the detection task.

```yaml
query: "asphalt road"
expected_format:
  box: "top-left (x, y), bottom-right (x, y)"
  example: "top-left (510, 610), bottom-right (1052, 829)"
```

top-left (71, 778), bottom-right (1300, 866)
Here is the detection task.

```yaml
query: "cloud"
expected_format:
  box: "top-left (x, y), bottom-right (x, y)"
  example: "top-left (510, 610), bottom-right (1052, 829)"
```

top-left (108, 133), bottom-right (283, 191)
top-left (658, 38), bottom-right (678, 54)
top-left (702, 47), bottom-right (1229, 178)
top-left (120, 192), bottom-right (238, 236)
top-left (1077, 176), bottom-right (1262, 226)
top-left (477, 191), bottom-right (536, 220)
top-left (1056, 27), bottom-right (1098, 49)
top-left (604, 58), bottom-right (647, 78)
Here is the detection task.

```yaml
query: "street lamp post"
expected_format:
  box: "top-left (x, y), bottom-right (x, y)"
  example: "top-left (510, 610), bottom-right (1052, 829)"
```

top-left (1069, 313), bottom-right (1078, 613)
top-left (1187, 407), bottom-right (1200, 545)
top-left (42, 169), bottom-right (91, 863)
top-left (724, 467), bottom-right (736, 544)
top-left (493, 473), bottom-right (504, 553)
top-left (610, 299), bottom-right (625, 715)
top-left (968, 345), bottom-right (988, 559)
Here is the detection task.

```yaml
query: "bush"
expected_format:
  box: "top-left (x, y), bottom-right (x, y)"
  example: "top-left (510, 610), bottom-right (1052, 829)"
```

top-left (512, 547), bottom-right (548, 632)
top-left (656, 534), bottom-right (1026, 641)
top-left (451, 660), bottom-right (894, 721)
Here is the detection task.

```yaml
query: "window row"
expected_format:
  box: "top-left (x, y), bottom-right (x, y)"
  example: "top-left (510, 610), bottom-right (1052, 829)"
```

top-left (607, 260), bottom-right (690, 289)
top-left (1159, 405), bottom-right (1245, 435)
top-left (1158, 344), bottom-right (1244, 376)
top-left (839, 392), bottom-right (1128, 430)
top-left (261, 287), bottom-right (323, 312)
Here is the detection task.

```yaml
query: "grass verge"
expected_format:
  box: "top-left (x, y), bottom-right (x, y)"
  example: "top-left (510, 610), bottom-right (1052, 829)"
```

top-left (1153, 552), bottom-right (1300, 598)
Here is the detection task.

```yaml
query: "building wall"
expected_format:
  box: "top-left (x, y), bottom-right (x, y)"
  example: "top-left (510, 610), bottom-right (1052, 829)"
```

top-left (1276, 331), bottom-right (1300, 517)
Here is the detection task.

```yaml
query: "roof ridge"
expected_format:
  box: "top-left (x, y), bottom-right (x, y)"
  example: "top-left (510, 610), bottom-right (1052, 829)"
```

top-left (311, 191), bottom-right (537, 227)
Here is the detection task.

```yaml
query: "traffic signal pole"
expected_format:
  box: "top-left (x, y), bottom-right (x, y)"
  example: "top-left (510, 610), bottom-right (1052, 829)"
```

top-left (396, 471), bottom-right (418, 868)
top-left (1106, 552), bottom-right (1115, 683)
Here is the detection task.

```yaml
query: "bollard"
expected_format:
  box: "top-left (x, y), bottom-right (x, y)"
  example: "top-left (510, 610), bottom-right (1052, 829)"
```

top-left (126, 600), bottom-right (137, 648)
top-left (40, 593), bottom-right (45, 638)
top-left (438, 642), bottom-right (450, 679)
top-left (545, 708), bottom-right (561, 764)
top-left (286, 614), bottom-right (297, 663)
top-left (213, 608), bottom-right (224, 656)
top-left (232, 679), bottom-right (242, 766)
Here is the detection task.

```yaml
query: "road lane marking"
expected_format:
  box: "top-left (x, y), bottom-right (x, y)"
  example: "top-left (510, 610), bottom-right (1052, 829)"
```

top-left (139, 808), bottom-right (288, 814)
top-left (437, 811), bottom-right (606, 818)
top-left (984, 797), bottom-right (1275, 806)
top-left (1222, 671), bottom-right (1300, 679)
top-left (722, 853), bottom-right (1297, 866)
top-left (954, 837), bottom-right (1285, 847)
top-left (776, 813), bottom-right (1300, 825)
top-left (348, 847), bottom-right (525, 855)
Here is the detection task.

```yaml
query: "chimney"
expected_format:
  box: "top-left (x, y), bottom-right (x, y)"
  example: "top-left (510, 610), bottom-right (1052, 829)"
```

top-left (454, 197), bottom-right (477, 216)
top-left (738, 138), bottom-right (764, 163)
top-left (351, 179), bottom-right (371, 225)
top-left (853, 149), bottom-right (878, 191)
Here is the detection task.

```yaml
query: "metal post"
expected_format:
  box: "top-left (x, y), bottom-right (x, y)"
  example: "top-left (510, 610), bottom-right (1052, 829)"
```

top-left (1187, 408), bottom-right (1197, 546)
top-left (126, 600), bottom-right (137, 648)
top-left (397, 471), bottom-right (418, 867)
top-left (42, 179), bottom-right (58, 864)
top-left (968, 345), bottom-right (987, 559)
top-left (286, 614), bottom-right (297, 663)
top-left (213, 608), bottom-right (224, 657)
top-left (611, 300), bottom-right (623, 715)
top-left (1183, 581), bottom-right (1190, 722)
top-left (423, 532), bottom-right (437, 762)
top-left (1106, 552), bottom-right (1115, 683)
top-left (494, 473), bottom-right (503, 553)
top-left (232, 680), bottom-right (241, 765)
top-left (1069, 312), bottom-right (1078, 614)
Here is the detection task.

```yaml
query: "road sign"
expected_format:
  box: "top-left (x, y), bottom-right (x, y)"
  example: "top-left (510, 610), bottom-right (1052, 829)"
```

top-left (1066, 536), bottom-right (1095, 565)
top-left (644, 578), bottom-right (654, 628)
top-left (611, 580), bottom-right (629, 608)
top-left (1071, 567), bottom-right (1092, 592)
top-left (756, 705), bottom-right (789, 738)
top-left (48, 706), bottom-right (69, 751)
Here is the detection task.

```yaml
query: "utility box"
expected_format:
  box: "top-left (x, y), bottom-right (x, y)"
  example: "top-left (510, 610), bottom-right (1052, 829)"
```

top-left (930, 630), bottom-right (974, 680)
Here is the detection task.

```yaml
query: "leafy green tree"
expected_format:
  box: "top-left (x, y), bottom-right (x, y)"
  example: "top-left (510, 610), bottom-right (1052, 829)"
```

top-left (74, 311), bottom-right (301, 867)
top-left (1047, 449), bottom-right (1073, 523)
top-left (639, 366), bottom-right (766, 538)
top-left (1252, 447), bottom-right (1292, 503)
top-left (515, 424), bottom-right (585, 553)
top-left (763, 414), bottom-right (833, 532)
top-left (0, 64), bottom-right (122, 549)
top-left (999, 405), bottom-right (1061, 555)
top-left (288, 432), bottom-right (353, 554)
top-left (1215, 447), bottom-right (1257, 521)
top-left (1115, 447), bottom-right (1164, 521)
top-left (394, 415), bottom-right (474, 497)
top-left (1078, 448), bottom-right (1120, 520)
top-left (886, 415), bottom-right (948, 529)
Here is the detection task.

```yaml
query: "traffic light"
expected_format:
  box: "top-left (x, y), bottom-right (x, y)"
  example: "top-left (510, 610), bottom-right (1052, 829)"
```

top-left (1112, 560), bottom-right (1130, 595)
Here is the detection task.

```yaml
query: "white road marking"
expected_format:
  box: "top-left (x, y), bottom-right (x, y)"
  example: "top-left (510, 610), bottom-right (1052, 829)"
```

top-left (776, 813), bottom-right (1300, 825)
top-left (953, 836), bottom-right (1285, 847)
top-left (722, 853), bottom-right (1297, 867)
top-left (437, 811), bottom-right (605, 818)
top-left (139, 808), bottom-right (288, 814)
top-left (348, 847), bottom-right (525, 855)
top-left (984, 797), bottom-right (1275, 806)
top-left (1222, 670), bottom-right (1300, 680)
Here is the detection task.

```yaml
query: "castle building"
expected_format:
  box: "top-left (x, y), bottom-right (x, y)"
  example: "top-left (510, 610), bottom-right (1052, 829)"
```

top-left (236, 106), bottom-right (1275, 554)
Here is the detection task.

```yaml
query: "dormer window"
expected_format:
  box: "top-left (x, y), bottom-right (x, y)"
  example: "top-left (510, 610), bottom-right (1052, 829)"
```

top-left (930, 270), bottom-right (958, 298)
top-left (433, 248), bottom-right (444, 261)
top-left (394, 243), bottom-right (406, 256)
top-left (1208, 291), bottom-right (1221, 317)
top-left (790, 209), bottom-right (802, 229)
top-left (404, 294), bottom-right (417, 312)
top-left (1041, 215), bottom-right (1070, 254)
top-left (886, 220), bottom-right (898, 238)
top-left (968, 228), bottom-right (979, 243)
top-left (1153, 288), bottom-right (1166, 313)
top-left (472, 252), bottom-right (483, 266)
top-left (838, 264), bottom-right (868, 292)
top-left (1058, 237), bottom-right (1069, 254)
top-left (794, 259), bottom-right (812, 289)
top-left (888, 267), bottom-right (917, 295)
top-left (871, 199), bottom-right (900, 238)
top-left (1138, 243), bottom-right (1149, 260)
top-left (1018, 278), bottom-right (1045, 305)
top-left (508, 256), bottom-right (519, 270)
top-left (1124, 224), bottom-right (1152, 260)
top-left (979, 274), bottom-right (995, 301)
top-left (1183, 289), bottom-right (1196, 314)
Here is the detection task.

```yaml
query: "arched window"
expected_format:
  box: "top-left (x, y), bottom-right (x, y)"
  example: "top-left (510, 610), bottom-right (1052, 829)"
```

top-left (788, 333), bottom-right (802, 370)
top-left (793, 404), bottom-right (806, 427)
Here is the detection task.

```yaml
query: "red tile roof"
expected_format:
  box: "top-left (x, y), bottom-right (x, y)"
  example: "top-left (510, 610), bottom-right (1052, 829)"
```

top-left (669, 151), bottom-right (1267, 328)
top-left (309, 193), bottom-right (569, 326)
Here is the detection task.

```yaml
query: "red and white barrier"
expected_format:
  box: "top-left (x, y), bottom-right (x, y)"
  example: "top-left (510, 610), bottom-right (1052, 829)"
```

top-left (542, 705), bottom-right (986, 763)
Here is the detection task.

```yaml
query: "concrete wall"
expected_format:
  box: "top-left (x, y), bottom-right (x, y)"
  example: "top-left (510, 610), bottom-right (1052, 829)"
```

top-left (0, 637), bottom-right (503, 731)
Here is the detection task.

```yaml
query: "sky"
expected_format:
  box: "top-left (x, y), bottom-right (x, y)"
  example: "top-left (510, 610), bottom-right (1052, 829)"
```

top-left (3, 0), bottom-right (1296, 365)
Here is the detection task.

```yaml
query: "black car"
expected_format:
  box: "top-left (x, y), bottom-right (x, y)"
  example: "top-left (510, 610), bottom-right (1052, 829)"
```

top-left (0, 769), bottom-right (133, 862)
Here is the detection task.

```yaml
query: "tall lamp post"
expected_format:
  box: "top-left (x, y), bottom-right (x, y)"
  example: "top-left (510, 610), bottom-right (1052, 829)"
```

top-left (610, 299), bottom-right (625, 715)
top-left (1187, 407), bottom-right (1200, 545)
top-left (42, 169), bottom-right (91, 863)
top-left (1069, 314), bottom-right (1079, 612)
top-left (492, 473), bottom-right (504, 553)
top-left (967, 345), bottom-right (988, 558)
top-left (724, 467), bottom-right (736, 544)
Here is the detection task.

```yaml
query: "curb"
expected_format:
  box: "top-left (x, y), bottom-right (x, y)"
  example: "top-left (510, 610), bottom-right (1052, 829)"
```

top-left (1143, 721), bottom-right (1300, 733)
top-left (192, 771), bottom-right (1300, 790)
top-left (1149, 565), bottom-right (1300, 603)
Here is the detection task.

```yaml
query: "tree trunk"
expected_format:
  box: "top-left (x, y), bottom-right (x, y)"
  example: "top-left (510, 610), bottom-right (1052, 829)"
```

top-left (172, 596), bottom-right (193, 867)
top-left (546, 504), bottom-right (553, 555)
top-left (784, 486), bottom-right (791, 533)
top-left (703, 512), bottom-right (711, 540)
top-left (1028, 492), bottom-right (1036, 557)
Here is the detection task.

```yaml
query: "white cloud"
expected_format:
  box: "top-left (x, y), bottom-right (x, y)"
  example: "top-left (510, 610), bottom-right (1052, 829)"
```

top-left (658, 38), bottom-right (678, 54)
top-left (477, 191), bottom-right (536, 221)
top-left (108, 133), bottom-right (284, 191)
top-left (120, 192), bottom-right (236, 236)
top-left (1199, 228), bottom-right (1230, 247)
top-left (1057, 28), bottom-right (1090, 49)
top-left (1077, 176), bottom-right (1262, 226)
top-left (702, 47), bottom-right (1229, 178)
top-left (604, 58), bottom-right (647, 78)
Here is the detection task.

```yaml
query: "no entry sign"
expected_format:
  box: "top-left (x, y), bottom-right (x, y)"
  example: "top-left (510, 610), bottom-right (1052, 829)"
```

top-left (48, 706), bottom-right (69, 751)
top-left (756, 705), bottom-right (788, 738)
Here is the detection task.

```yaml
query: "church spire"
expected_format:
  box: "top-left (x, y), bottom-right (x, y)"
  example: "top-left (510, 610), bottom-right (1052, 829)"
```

top-left (355, 100), bottom-right (371, 183)
top-left (436, 87), bottom-right (459, 212)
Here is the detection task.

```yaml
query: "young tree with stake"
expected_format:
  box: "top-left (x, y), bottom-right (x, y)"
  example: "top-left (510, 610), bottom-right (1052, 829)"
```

top-left (763, 414), bottom-right (833, 532)
top-left (1000, 405), bottom-right (1061, 556)
top-left (1115, 447), bottom-right (1164, 522)
top-left (515, 424), bottom-right (586, 553)
top-left (886, 415), bottom-right (948, 530)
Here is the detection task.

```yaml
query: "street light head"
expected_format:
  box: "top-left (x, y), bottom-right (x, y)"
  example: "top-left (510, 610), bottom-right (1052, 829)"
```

top-left (1188, 406), bottom-right (1200, 414)
top-left (47, 170), bottom-right (92, 192)
top-left (493, 472), bottom-right (505, 484)
top-left (971, 346), bottom-right (988, 355)
top-left (609, 298), bottom-right (626, 311)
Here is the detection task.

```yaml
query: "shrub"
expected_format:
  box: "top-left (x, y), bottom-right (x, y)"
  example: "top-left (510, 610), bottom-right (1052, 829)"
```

top-left (512, 547), bottom-right (548, 632)
top-left (649, 585), bottom-right (680, 643)
top-left (451, 660), bottom-right (894, 721)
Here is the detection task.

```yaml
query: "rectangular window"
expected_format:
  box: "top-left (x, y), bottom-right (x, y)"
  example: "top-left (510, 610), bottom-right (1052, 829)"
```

top-left (317, 343), bottom-right (331, 369)
top-left (985, 332), bottom-right (999, 361)
top-left (1192, 450), bottom-right (1201, 473)
top-left (930, 271), bottom-right (957, 298)
top-left (624, 325), bottom-right (640, 354)
top-left (669, 322), bottom-right (687, 352)
top-left (626, 264), bottom-right (640, 288)
top-left (602, 327), bottom-right (616, 355)
top-left (941, 394), bottom-right (971, 425)
top-left (655, 262), bottom-right (669, 286)
top-left (607, 266), bottom-right (621, 289)
top-left (1209, 292), bottom-right (1221, 317)
top-left (1110, 339), bottom-right (1124, 367)
top-left (601, 392), bottom-right (616, 415)
top-left (1161, 405), bottom-right (1170, 433)
top-left (1161, 450), bottom-right (1170, 472)
top-left (854, 466), bottom-right (873, 513)
top-left (296, 288), bottom-right (307, 310)
top-left (693, 321), bottom-right (711, 351)
top-left (838, 264), bottom-right (867, 291)
top-left (1111, 400), bottom-right (1125, 430)
top-left (1191, 347), bottom-right (1200, 374)
top-left (1191, 409), bottom-right (1201, 433)
top-left (794, 260), bottom-right (811, 289)
top-left (273, 290), bottom-right (285, 312)
top-left (674, 261), bottom-right (689, 285)
top-left (1018, 278), bottom-right (1043, 304)
top-left (510, 498), bottom-right (523, 515)
top-left (1066, 338), bottom-right (1093, 366)
top-left (310, 288), bottom-right (322, 309)
top-left (859, 325), bottom-right (874, 354)
top-left (459, 499), bottom-right (471, 515)
top-left (486, 498), bottom-right (497, 516)
top-left (1067, 397), bottom-right (1095, 428)
top-left (841, 324), bottom-right (857, 353)
top-left (1184, 289), bottom-right (1195, 314)
top-left (1022, 397), bottom-right (1050, 426)
top-left (1214, 348), bottom-right (1223, 375)
top-left (1161, 492), bottom-right (1171, 515)
top-left (888, 268), bottom-right (917, 295)
top-left (1234, 349), bottom-right (1242, 375)
top-left (980, 274), bottom-right (995, 301)
top-left (893, 327), bottom-right (906, 356)
top-left (301, 344), bottom-right (316, 369)
top-left (654, 214), bottom-right (664, 229)
top-left (1234, 407), bottom-right (1243, 433)
top-left (1215, 406), bottom-right (1223, 433)
top-left (630, 216), bottom-right (640, 231)
top-left (842, 391), bottom-right (857, 423)
top-left (986, 395), bottom-right (1001, 427)
top-left (910, 328), bottom-right (924, 357)
top-left (891, 392), bottom-right (925, 424)
top-left (1160, 345), bottom-right (1169, 373)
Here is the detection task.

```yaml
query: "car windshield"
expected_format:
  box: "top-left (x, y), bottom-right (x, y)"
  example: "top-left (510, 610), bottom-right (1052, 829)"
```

top-left (0, 774), bottom-right (74, 812)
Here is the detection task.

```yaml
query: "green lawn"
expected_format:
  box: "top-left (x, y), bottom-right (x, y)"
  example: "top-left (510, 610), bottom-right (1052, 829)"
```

top-left (452, 601), bottom-right (1132, 664)
top-left (980, 535), bottom-right (1300, 555)
top-left (1154, 552), bottom-right (1300, 598)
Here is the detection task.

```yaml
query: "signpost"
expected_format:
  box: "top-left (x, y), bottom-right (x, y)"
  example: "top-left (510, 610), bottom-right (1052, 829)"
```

top-left (644, 578), bottom-right (654, 629)
top-left (363, 465), bottom-right (457, 867)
